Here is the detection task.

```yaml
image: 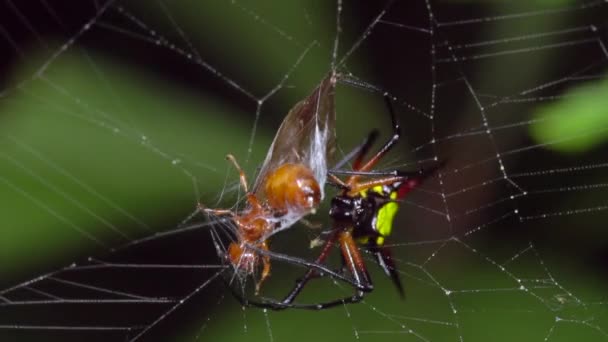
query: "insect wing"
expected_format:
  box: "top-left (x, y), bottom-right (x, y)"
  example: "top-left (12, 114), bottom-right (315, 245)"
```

top-left (253, 75), bottom-right (337, 200)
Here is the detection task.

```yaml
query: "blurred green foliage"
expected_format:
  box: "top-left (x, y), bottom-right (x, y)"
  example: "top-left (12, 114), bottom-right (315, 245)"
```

top-left (531, 78), bottom-right (608, 153)
top-left (0, 52), bottom-right (256, 275)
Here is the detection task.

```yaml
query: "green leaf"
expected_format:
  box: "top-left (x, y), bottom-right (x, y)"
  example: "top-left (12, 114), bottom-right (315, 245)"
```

top-left (530, 77), bottom-right (608, 154)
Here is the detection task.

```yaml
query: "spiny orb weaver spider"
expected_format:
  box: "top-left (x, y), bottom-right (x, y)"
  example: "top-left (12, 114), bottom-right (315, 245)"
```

top-left (241, 92), bottom-right (442, 310)
top-left (200, 74), bottom-right (339, 294)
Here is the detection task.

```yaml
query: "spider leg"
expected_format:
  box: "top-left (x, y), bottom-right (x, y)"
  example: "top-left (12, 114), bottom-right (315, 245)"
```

top-left (345, 160), bottom-right (445, 197)
top-left (328, 129), bottom-right (380, 191)
top-left (330, 169), bottom-right (418, 177)
top-left (354, 94), bottom-right (401, 174)
top-left (331, 94), bottom-right (401, 187)
top-left (394, 161), bottom-right (446, 199)
top-left (256, 230), bottom-right (373, 310)
top-left (352, 130), bottom-right (380, 171)
top-left (259, 229), bottom-right (372, 310)
top-left (248, 242), bottom-right (362, 290)
top-left (230, 287), bottom-right (365, 310)
top-left (224, 238), bottom-right (369, 311)
top-left (371, 245), bottom-right (404, 298)
top-left (252, 230), bottom-right (372, 311)
top-left (327, 173), bottom-right (349, 190)
top-left (224, 271), bottom-right (361, 311)
top-left (333, 129), bottom-right (379, 171)
top-left (347, 175), bottom-right (407, 196)
top-left (339, 230), bottom-right (373, 291)
top-left (279, 230), bottom-right (341, 306)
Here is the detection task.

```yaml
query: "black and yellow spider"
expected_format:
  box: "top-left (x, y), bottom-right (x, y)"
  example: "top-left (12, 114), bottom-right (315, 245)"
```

top-left (238, 93), bottom-right (442, 310)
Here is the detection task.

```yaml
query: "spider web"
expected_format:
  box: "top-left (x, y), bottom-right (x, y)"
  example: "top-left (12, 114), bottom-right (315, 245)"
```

top-left (1, 1), bottom-right (608, 341)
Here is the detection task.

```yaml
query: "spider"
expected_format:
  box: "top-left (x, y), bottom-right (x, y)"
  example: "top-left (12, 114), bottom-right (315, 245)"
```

top-left (238, 93), bottom-right (442, 310)
top-left (200, 74), bottom-right (338, 294)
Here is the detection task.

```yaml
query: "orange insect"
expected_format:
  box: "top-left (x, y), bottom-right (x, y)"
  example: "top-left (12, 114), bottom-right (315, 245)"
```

top-left (200, 74), bottom-right (337, 293)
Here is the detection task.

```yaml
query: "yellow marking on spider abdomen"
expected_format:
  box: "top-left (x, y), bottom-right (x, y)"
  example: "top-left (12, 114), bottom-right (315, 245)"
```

top-left (376, 201), bottom-right (398, 243)
top-left (357, 186), bottom-right (400, 246)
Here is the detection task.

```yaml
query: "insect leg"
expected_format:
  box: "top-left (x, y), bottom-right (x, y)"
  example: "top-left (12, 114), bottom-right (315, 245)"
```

top-left (226, 154), bottom-right (250, 193)
top-left (255, 241), bottom-right (271, 295)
